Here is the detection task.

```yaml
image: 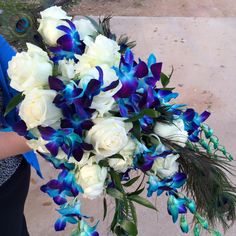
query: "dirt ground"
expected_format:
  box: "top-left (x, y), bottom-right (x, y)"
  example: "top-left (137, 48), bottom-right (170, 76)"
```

top-left (72, 0), bottom-right (236, 16)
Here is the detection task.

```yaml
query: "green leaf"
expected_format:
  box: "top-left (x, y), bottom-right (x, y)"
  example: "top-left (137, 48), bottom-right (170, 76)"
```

top-left (161, 66), bottom-right (174, 88)
top-left (125, 108), bottom-right (160, 123)
top-left (132, 121), bottom-right (141, 141)
top-left (106, 188), bottom-right (124, 201)
top-left (120, 220), bottom-right (138, 236)
top-left (129, 201), bottom-right (138, 224)
top-left (123, 176), bottom-right (140, 187)
top-left (111, 203), bottom-right (118, 232)
top-left (103, 198), bottom-right (107, 221)
top-left (123, 196), bottom-right (129, 215)
top-left (109, 154), bottom-right (125, 160)
top-left (128, 195), bottom-right (157, 211)
top-left (128, 187), bottom-right (145, 196)
top-left (160, 72), bottom-right (170, 88)
top-left (53, 65), bottom-right (59, 76)
top-left (114, 226), bottom-right (126, 235)
top-left (4, 92), bottom-right (25, 116)
top-left (110, 170), bottom-right (123, 192)
top-left (98, 159), bottom-right (109, 167)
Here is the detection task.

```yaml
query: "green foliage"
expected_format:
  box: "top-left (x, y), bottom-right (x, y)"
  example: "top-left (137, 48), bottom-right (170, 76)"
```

top-left (128, 187), bottom-right (145, 196)
top-left (103, 197), bottom-right (107, 220)
top-left (132, 121), bottom-right (141, 141)
top-left (125, 108), bottom-right (160, 123)
top-left (161, 72), bottom-right (170, 87)
top-left (120, 220), bottom-right (138, 236)
top-left (4, 92), bottom-right (24, 116)
top-left (160, 66), bottom-right (174, 88)
top-left (107, 170), bottom-right (156, 236)
top-left (127, 195), bottom-right (157, 211)
top-left (107, 188), bottom-right (124, 201)
top-left (123, 176), bottom-right (140, 187)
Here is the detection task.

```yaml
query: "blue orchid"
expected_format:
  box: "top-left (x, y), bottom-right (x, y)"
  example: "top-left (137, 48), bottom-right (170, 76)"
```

top-left (135, 54), bottom-right (162, 90)
top-left (114, 48), bottom-right (139, 98)
top-left (55, 201), bottom-right (89, 231)
top-left (49, 66), bottom-right (119, 121)
top-left (147, 172), bottom-right (187, 197)
top-left (114, 50), bottom-right (179, 135)
top-left (147, 173), bottom-right (197, 234)
top-left (78, 220), bottom-right (99, 236)
top-left (49, 20), bottom-right (85, 62)
top-left (38, 126), bottom-right (92, 161)
top-left (49, 76), bottom-right (94, 120)
top-left (37, 150), bottom-right (75, 170)
top-left (41, 169), bottom-right (83, 205)
top-left (55, 216), bottom-right (78, 231)
top-left (182, 108), bottom-right (210, 142)
top-left (167, 195), bottom-right (187, 223)
top-left (134, 141), bottom-right (171, 172)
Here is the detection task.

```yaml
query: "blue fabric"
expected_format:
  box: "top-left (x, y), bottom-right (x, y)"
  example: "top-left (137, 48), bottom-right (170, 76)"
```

top-left (0, 35), bottom-right (42, 177)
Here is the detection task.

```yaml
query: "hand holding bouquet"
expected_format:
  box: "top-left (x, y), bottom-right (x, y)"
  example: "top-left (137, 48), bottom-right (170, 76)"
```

top-left (6, 6), bottom-right (236, 236)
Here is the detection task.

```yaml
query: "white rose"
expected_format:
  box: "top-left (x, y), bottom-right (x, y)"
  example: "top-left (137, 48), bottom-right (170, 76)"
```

top-left (38, 6), bottom-right (72, 46)
top-left (152, 154), bottom-right (179, 178)
top-left (19, 88), bottom-right (62, 129)
top-left (79, 64), bottom-right (122, 116)
top-left (58, 59), bottom-right (76, 79)
top-left (154, 119), bottom-right (188, 147)
top-left (85, 118), bottom-right (132, 158)
top-left (91, 97), bottom-right (116, 117)
top-left (76, 35), bottom-right (121, 69)
top-left (76, 164), bottom-right (107, 199)
top-left (40, 6), bottom-right (69, 19)
top-left (73, 19), bottom-right (97, 40)
top-left (108, 139), bottom-right (136, 173)
top-left (8, 43), bottom-right (52, 92)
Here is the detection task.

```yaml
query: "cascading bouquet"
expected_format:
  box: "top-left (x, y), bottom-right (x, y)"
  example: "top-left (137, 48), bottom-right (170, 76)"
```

top-left (5, 5), bottom-right (236, 236)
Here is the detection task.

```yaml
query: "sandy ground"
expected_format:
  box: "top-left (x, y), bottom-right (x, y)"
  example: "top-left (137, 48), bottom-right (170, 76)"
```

top-left (72, 0), bottom-right (236, 16)
top-left (25, 16), bottom-right (236, 236)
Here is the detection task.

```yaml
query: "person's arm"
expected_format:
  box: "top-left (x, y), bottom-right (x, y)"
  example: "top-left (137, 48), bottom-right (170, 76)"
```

top-left (0, 35), bottom-right (32, 160)
top-left (0, 132), bottom-right (31, 160)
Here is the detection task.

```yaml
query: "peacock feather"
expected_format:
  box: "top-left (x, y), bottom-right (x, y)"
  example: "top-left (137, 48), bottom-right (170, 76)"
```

top-left (0, 0), bottom-right (81, 51)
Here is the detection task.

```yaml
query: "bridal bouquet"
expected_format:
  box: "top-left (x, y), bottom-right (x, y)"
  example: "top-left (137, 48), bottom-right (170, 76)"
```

top-left (5, 6), bottom-right (236, 236)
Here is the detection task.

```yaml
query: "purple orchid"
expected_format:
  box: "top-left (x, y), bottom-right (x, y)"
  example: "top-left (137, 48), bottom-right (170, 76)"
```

top-left (147, 172), bottom-right (187, 197)
top-left (41, 169), bottom-right (83, 205)
top-left (182, 108), bottom-right (211, 142)
top-left (49, 20), bottom-right (85, 62)
top-left (55, 201), bottom-right (89, 231)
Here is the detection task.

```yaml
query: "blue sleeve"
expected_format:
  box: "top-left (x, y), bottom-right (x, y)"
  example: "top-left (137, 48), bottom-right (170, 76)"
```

top-left (0, 35), bottom-right (42, 178)
top-left (0, 35), bottom-right (16, 75)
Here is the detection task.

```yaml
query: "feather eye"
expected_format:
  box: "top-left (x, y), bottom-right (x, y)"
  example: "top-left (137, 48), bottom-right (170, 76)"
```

top-left (0, 0), bottom-right (81, 51)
